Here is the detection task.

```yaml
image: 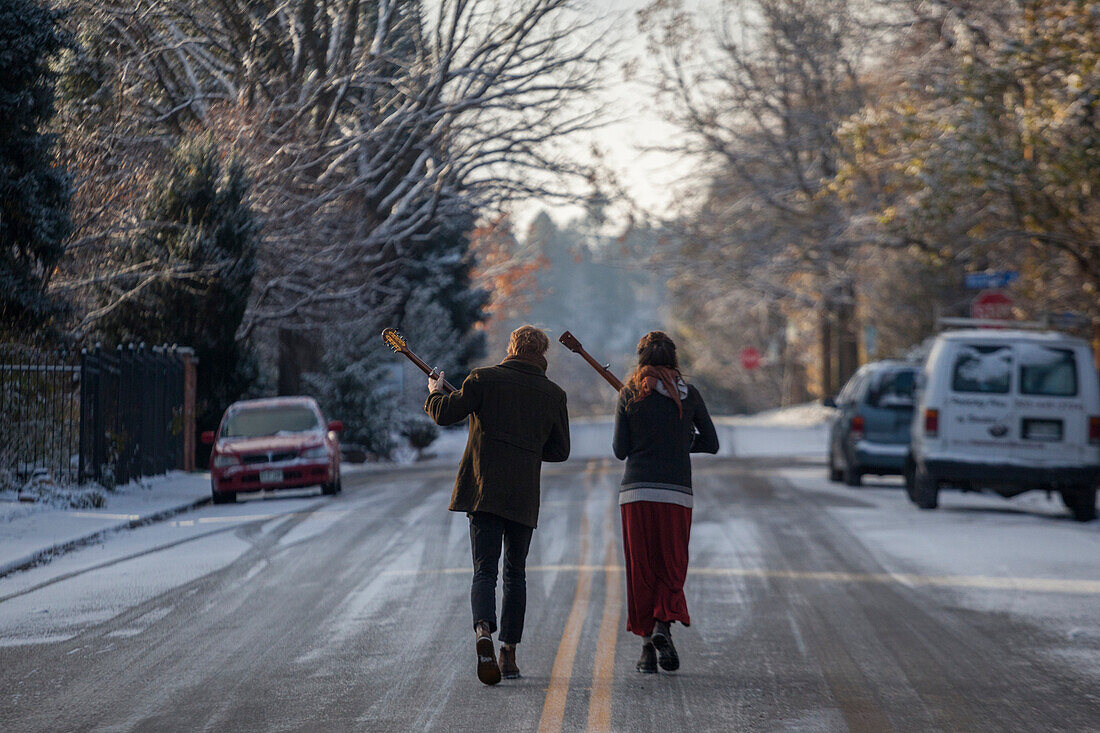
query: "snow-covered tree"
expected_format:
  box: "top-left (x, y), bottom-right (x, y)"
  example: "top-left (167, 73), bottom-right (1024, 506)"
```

top-left (96, 136), bottom-right (259, 433)
top-left (59, 0), bottom-right (606, 337)
top-left (0, 0), bottom-right (72, 336)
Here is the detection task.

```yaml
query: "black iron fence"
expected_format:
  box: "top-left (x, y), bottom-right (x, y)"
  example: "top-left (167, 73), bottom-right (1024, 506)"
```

top-left (1, 343), bottom-right (195, 490)
top-left (0, 344), bottom-right (81, 487)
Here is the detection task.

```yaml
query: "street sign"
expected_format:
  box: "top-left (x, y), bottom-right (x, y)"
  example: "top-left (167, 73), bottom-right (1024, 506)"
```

top-left (970, 290), bottom-right (1014, 320)
top-left (864, 324), bottom-right (879, 358)
top-left (964, 271), bottom-right (1019, 289)
top-left (740, 347), bottom-right (762, 371)
top-left (1046, 312), bottom-right (1090, 330)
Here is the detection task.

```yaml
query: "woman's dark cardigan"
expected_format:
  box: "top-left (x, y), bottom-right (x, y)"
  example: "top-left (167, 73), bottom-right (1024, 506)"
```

top-left (612, 382), bottom-right (720, 502)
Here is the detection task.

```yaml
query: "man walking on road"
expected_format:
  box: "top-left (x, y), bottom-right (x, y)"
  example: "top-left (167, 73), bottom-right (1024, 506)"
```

top-left (425, 325), bottom-right (570, 685)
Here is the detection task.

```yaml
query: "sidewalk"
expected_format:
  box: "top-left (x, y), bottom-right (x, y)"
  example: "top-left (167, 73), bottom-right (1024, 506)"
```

top-left (0, 471), bottom-right (211, 577)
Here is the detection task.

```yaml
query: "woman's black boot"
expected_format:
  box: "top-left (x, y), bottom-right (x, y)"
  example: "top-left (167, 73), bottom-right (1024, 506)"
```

top-left (650, 620), bottom-right (680, 671)
top-left (636, 639), bottom-right (657, 673)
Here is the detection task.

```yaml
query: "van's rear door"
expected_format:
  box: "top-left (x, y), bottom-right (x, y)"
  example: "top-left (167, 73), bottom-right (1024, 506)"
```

top-left (944, 342), bottom-right (1018, 463)
top-left (1015, 343), bottom-right (1089, 465)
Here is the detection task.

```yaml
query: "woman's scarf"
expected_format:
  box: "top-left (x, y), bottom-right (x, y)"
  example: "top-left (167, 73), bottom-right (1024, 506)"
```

top-left (629, 365), bottom-right (683, 418)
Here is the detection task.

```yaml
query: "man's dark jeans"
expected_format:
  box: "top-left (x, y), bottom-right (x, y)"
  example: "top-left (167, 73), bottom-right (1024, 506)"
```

top-left (469, 511), bottom-right (534, 645)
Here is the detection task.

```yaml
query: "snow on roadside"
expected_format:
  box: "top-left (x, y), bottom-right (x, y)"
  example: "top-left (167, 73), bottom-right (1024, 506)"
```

top-left (0, 472), bottom-right (181, 524)
top-left (0, 471), bottom-right (211, 577)
top-left (720, 401), bottom-right (836, 428)
top-left (336, 401), bottom-right (836, 469)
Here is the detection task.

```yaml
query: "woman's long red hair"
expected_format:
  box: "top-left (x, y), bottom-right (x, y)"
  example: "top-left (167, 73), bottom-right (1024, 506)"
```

top-left (624, 331), bottom-right (683, 417)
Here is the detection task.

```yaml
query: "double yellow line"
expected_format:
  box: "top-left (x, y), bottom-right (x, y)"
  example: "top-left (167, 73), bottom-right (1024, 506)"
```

top-left (538, 462), bottom-right (623, 733)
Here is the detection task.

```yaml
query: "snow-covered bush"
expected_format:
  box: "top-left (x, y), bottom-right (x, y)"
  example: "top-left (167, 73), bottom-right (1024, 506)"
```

top-left (400, 415), bottom-right (439, 451)
top-left (20, 470), bottom-right (106, 509)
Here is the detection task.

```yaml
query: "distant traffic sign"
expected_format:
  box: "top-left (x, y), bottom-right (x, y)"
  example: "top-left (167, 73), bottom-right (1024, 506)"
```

top-left (964, 271), bottom-right (1019, 289)
top-left (970, 290), bottom-right (1014, 320)
top-left (740, 347), bottom-right (762, 371)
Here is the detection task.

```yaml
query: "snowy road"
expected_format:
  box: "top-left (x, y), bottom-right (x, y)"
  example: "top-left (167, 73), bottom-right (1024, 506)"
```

top-left (2, 456), bottom-right (1099, 731)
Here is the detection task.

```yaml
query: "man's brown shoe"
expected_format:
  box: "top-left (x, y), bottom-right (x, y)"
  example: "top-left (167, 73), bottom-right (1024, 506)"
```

top-left (499, 645), bottom-right (521, 679)
top-left (475, 622), bottom-right (502, 685)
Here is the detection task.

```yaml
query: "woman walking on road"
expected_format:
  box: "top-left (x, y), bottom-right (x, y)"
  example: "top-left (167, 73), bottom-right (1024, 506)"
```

top-left (612, 331), bottom-right (719, 673)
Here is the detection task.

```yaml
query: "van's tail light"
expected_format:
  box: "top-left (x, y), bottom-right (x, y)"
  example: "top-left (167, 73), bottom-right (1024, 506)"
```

top-left (1089, 416), bottom-right (1100, 445)
top-left (924, 409), bottom-right (940, 438)
top-left (850, 415), bottom-right (865, 441)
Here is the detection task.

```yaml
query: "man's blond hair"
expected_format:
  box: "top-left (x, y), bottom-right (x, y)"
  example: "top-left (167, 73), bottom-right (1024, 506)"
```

top-left (507, 325), bottom-right (550, 360)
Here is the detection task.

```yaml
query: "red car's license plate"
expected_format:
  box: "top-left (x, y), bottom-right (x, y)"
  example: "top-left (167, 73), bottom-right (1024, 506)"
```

top-left (259, 469), bottom-right (283, 483)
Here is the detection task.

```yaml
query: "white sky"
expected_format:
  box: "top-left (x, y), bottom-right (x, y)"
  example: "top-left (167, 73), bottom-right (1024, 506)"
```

top-left (515, 0), bottom-right (720, 230)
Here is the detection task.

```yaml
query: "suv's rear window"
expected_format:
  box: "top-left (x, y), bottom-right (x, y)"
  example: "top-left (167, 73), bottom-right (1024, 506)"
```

top-left (868, 369), bottom-right (916, 407)
top-left (952, 345), bottom-right (1011, 394)
top-left (223, 405), bottom-right (320, 437)
top-left (1019, 345), bottom-right (1078, 397)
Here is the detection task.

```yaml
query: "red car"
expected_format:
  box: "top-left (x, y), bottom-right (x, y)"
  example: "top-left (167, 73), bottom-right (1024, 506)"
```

top-left (202, 396), bottom-right (343, 504)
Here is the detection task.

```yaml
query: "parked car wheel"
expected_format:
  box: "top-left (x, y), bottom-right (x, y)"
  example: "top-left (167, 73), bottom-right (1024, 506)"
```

top-left (1060, 486), bottom-right (1097, 522)
top-left (211, 487), bottom-right (236, 505)
top-left (913, 462), bottom-right (939, 509)
top-left (828, 450), bottom-right (843, 482)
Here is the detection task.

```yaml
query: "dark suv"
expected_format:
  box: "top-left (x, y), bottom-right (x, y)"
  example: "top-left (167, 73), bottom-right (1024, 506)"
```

top-left (827, 361), bottom-right (918, 486)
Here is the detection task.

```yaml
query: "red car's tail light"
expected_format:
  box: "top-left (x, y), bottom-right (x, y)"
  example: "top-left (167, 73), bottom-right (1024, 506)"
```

top-left (924, 409), bottom-right (940, 438)
top-left (1089, 416), bottom-right (1100, 445)
top-left (850, 415), bottom-right (865, 440)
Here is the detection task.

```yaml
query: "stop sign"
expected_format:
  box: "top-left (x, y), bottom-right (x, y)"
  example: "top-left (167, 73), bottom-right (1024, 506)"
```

top-left (970, 289), bottom-right (1014, 320)
top-left (740, 347), bottom-right (762, 371)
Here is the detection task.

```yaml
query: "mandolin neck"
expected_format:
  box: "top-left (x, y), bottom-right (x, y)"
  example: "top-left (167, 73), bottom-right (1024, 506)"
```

top-left (402, 349), bottom-right (456, 393)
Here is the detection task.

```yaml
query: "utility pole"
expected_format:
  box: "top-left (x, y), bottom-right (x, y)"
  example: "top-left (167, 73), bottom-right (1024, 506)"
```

top-left (820, 304), bottom-right (833, 398)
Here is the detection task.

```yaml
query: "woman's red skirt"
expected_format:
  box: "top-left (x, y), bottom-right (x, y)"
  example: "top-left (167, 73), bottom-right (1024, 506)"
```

top-left (620, 500), bottom-right (692, 636)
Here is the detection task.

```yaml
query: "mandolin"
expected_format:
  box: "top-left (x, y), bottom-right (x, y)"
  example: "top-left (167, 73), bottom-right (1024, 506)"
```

top-left (558, 331), bottom-right (623, 391)
top-left (382, 328), bottom-right (457, 393)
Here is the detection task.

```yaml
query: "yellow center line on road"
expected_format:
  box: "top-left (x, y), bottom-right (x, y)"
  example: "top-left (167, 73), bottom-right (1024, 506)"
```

top-left (537, 490), bottom-right (592, 733)
top-left (586, 539), bottom-right (622, 733)
top-left (537, 460), bottom-right (608, 733)
top-left (381, 565), bottom-right (1100, 595)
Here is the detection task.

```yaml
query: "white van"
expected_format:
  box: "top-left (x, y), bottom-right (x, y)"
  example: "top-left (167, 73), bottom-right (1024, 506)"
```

top-left (907, 329), bottom-right (1100, 521)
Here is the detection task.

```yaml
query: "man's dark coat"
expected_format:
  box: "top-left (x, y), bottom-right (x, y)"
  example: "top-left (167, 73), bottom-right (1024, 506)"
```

top-left (424, 358), bottom-right (570, 528)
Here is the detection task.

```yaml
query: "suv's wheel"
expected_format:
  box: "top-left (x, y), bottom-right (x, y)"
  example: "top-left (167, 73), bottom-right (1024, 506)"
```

top-left (828, 450), bottom-right (842, 482)
top-left (843, 460), bottom-right (862, 487)
top-left (912, 462), bottom-right (939, 509)
top-left (1060, 486), bottom-right (1097, 522)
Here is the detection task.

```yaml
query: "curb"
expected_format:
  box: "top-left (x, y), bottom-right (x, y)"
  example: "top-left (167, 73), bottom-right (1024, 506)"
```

top-left (0, 495), bottom-right (212, 579)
